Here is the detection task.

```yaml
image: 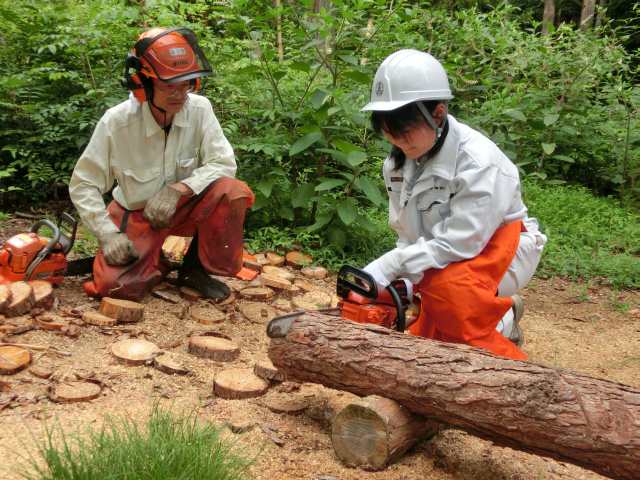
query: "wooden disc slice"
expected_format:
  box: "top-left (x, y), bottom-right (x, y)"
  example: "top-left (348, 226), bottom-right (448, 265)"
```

top-left (99, 297), bottom-right (144, 323)
top-left (35, 314), bottom-right (67, 331)
top-left (301, 266), bottom-right (328, 279)
top-left (260, 273), bottom-right (293, 290)
top-left (48, 381), bottom-right (102, 403)
top-left (188, 336), bottom-right (239, 361)
top-left (154, 353), bottom-right (189, 375)
top-left (239, 287), bottom-right (274, 300)
top-left (285, 251), bottom-right (312, 269)
top-left (254, 358), bottom-right (286, 382)
top-left (111, 339), bottom-right (160, 365)
top-left (293, 278), bottom-right (315, 292)
top-left (262, 266), bottom-right (295, 281)
top-left (292, 290), bottom-right (333, 310)
top-left (29, 365), bottom-right (53, 379)
top-left (0, 345), bottom-right (31, 374)
top-left (266, 252), bottom-right (285, 266)
top-left (190, 306), bottom-right (226, 325)
top-left (82, 310), bottom-right (117, 327)
top-left (180, 286), bottom-right (202, 302)
top-left (29, 280), bottom-right (55, 309)
top-left (6, 281), bottom-right (35, 317)
top-left (213, 368), bottom-right (269, 399)
top-left (151, 288), bottom-right (181, 304)
top-left (0, 284), bottom-right (11, 313)
top-left (239, 302), bottom-right (277, 324)
top-left (254, 253), bottom-right (270, 266)
top-left (272, 298), bottom-right (292, 312)
top-left (261, 391), bottom-right (309, 414)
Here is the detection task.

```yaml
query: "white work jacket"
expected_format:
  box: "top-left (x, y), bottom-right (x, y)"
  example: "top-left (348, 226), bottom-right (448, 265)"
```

top-left (69, 94), bottom-right (236, 238)
top-left (376, 114), bottom-right (545, 285)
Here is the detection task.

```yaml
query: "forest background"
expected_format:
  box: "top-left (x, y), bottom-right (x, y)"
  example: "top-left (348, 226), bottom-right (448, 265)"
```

top-left (0, 0), bottom-right (638, 288)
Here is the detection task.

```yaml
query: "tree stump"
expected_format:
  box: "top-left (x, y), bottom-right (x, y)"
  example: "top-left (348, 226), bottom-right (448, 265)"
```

top-left (99, 297), bottom-right (144, 323)
top-left (332, 395), bottom-right (437, 470)
top-left (6, 282), bottom-right (35, 317)
top-left (111, 339), bottom-right (159, 365)
top-left (29, 280), bottom-right (54, 310)
top-left (213, 368), bottom-right (269, 399)
top-left (188, 336), bottom-right (239, 361)
top-left (268, 313), bottom-right (640, 480)
top-left (0, 345), bottom-right (31, 374)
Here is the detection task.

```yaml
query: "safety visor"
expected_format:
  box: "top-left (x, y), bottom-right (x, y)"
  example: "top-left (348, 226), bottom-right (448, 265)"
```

top-left (136, 27), bottom-right (212, 83)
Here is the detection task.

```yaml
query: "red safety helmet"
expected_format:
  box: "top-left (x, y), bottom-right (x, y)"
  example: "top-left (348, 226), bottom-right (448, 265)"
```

top-left (122, 27), bottom-right (212, 103)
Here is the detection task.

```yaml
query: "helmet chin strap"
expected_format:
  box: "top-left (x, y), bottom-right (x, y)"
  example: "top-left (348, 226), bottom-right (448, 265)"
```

top-left (416, 102), bottom-right (443, 139)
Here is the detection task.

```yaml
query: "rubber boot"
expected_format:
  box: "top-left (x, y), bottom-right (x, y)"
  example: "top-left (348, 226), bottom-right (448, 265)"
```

top-left (177, 234), bottom-right (231, 301)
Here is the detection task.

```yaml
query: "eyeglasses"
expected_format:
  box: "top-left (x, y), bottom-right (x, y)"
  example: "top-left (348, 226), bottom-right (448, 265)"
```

top-left (154, 80), bottom-right (195, 97)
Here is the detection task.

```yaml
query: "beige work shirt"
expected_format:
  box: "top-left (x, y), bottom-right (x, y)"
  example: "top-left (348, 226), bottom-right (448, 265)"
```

top-left (69, 94), bottom-right (236, 238)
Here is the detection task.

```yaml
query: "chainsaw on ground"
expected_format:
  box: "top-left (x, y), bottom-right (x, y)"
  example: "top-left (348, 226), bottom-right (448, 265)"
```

top-left (0, 213), bottom-right (78, 285)
top-left (267, 265), bottom-right (417, 338)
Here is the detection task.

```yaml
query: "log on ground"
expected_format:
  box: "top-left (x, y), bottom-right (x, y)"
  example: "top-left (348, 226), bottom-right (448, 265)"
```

top-left (267, 313), bottom-right (640, 480)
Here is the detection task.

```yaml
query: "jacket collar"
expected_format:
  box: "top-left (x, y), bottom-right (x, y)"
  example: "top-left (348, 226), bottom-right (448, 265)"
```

top-left (142, 96), bottom-right (191, 137)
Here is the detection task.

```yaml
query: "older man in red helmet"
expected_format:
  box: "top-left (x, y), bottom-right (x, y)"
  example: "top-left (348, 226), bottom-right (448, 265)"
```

top-left (69, 27), bottom-right (254, 301)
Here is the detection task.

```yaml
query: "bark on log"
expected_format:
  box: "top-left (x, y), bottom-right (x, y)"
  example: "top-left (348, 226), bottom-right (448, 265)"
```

top-left (267, 313), bottom-right (640, 480)
top-left (332, 395), bottom-right (438, 470)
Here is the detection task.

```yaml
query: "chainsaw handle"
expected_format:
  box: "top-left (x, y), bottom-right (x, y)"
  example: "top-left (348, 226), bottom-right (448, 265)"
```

top-left (25, 219), bottom-right (60, 280)
top-left (57, 212), bottom-right (78, 254)
top-left (386, 284), bottom-right (406, 332)
top-left (337, 265), bottom-right (378, 299)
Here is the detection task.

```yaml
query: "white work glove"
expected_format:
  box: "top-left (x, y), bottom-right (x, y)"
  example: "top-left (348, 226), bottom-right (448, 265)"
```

top-left (99, 232), bottom-right (139, 266)
top-left (143, 185), bottom-right (182, 229)
top-left (363, 258), bottom-right (392, 288)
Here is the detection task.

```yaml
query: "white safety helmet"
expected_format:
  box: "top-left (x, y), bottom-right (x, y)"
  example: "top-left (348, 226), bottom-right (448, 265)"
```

top-left (362, 49), bottom-right (453, 112)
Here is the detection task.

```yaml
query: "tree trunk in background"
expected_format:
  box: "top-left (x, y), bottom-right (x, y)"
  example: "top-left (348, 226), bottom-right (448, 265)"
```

top-left (580, 0), bottom-right (597, 30)
top-left (268, 313), bottom-right (640, 480)
top-left (595, 0), bottom-right (607, 28)
top-left (542, 0), bottom-right (556, 35)
top-left (274, 0), bottom-right (283, 62)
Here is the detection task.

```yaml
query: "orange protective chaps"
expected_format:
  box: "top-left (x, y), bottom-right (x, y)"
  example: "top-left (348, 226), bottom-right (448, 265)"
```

top-left (408, 221), bottom-right (527, 360)
top-left (84, 177), bottom-right (254, 301)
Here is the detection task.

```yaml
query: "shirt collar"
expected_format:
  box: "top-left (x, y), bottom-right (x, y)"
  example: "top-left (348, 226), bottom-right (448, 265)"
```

top-left (423, 114), bottom-right (458, 181)
top-left (142, 95), bottom-right (191, 137)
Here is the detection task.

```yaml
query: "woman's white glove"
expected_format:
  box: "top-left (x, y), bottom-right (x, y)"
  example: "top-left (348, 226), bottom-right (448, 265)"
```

top-left (99, 232), bottom-right (139, 266)
top-left (143, 185), bottom-right (182, 229)
top-left (363, 258), bottom-right (392, 288)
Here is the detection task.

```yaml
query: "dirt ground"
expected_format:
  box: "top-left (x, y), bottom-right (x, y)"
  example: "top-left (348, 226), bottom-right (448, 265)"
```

top-left (1, 216), bottom-right (639, 480)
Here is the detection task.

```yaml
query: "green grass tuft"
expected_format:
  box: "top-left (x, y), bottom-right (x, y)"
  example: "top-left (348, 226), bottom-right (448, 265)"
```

top-left (21, 407), bottom-right (251, 480)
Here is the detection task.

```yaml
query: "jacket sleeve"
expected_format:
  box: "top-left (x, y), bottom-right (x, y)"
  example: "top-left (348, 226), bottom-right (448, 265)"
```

top-left (377, 162), bottom-right (519, 284)
top-left (180, 100), bottom-right (237, 194)
top-left (68, 115), bottom-right (119, 240)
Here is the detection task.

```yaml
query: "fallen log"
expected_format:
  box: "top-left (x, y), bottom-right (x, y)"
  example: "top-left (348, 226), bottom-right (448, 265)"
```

top-left (267, 313), bottom-right (640, 480)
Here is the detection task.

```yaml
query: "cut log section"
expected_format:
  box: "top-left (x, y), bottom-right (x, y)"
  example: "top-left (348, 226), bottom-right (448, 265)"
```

top-left (261, 391), bottom-right (309, 414)
top-left (301, 266), bottom-right (328, 279)
top-left (239, 302), bottom-right (277, 324)
top-left (82, 310), bottom-right (117, 327)
top-left (28, 280), bottom-right (55, 310)
top-left (6, 282), bottom-right (35, 317)
top-left (48, 380), bottom-right (102, 403)
top-left (243, 258), bottom-right (262, 272)
top-left (111, 339), bottom-right (160, 366)
top-left (35, 314), bottom-right (67, 331)
top-left (268, 313), bottom-right (640, 480)
top-left (151, 288), bottom-right (181, 304)
top-left (0, 345), bottom-right (31, 374)
top-left (292, 290), bottom-right (332, 310)
top-left (332, 395), bottom-right (437, 470)
top-left (254, 253), bottom-right (270, 266)
top-left (293, 279), bottom-right (315, 292)
top-left (190, 306), bottom-right (226, 325)
top-left (266, 252), bottom-right (285, 266)
top-left (99, 297), bottom-right (145, 324)
top-left (260, 273), bottom-right (292, 290)
top-left (154, 353), bottom-right (190, 375)
top-left (239, 287), bottom-right (274, 301)
top-left (213, 368), bottom-right (269, 399)
top-left (262, 266), bottom-right (295, 281)
top-left (180, 287), bottom-right (202, 302)
top-left (254, 358), bottom-right (286, 382)
top-left (285, 251), bottom-right (312, 269)
top-left (188, 336), bottom-right (239, 361)
top-left (29, 365), bottom-right (53, 379)
top-left (0, 285), bottom-right (10, 313)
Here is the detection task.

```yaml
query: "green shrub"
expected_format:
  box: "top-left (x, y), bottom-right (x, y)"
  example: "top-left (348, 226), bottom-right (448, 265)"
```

top-left (21, 407), bottom-right (251, 480)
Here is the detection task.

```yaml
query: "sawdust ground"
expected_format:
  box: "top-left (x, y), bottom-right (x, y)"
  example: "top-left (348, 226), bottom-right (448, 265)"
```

top-left (1, 217), bottom-right (639, 480)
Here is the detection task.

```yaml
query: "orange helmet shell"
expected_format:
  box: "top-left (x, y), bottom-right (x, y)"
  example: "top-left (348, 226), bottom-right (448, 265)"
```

top-left (137, 28), bottom-right (199, 83)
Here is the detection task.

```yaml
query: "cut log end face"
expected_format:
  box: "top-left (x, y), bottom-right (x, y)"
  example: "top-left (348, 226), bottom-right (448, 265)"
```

top-left (213, 368), bottom-right (269, 399)
top-left (254, 358), bottom-right (286, 382)
top-left (285, 251), bottom-right (312, 269)
top-left (48, 381), bottom-right (102, 403)
top-left (239, 287), bottom-right (274, 300)
top-left (188, 336), bottom-right (239, 361)
top-left (111, 339), bottom-right (160, 365)
top-left (332, 404), bottom-right (389, 470)
top-left (190, 306), bottom-right (226, 325)
top-left (6, 282), bottom-right (35, 317)
top-left (154, 353), bottom-right (189, 375)
top-left (239, 302), bottom-right (277, 324)
top-left (28, 280), bottom-right (54, 310)
top-left (99, 297), bottom-right (145, 324)
top-left (82, 310), bottom-right (117, 327)
top-left (0, 345), bottom-right (31, 375)
top-left (0, 284), bottom-right (10, 313)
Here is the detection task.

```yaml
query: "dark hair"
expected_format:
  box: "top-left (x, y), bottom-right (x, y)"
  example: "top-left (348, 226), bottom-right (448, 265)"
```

top-left (371, 100), bottom-right (441, 170)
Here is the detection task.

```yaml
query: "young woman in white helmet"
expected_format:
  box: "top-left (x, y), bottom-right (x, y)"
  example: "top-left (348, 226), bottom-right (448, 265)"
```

top-left (362, 49), bottom-right (547, 360)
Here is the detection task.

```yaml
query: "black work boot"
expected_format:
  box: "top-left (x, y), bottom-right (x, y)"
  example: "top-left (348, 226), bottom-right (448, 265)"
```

top-left (177, 234), bottom-right (231, 301)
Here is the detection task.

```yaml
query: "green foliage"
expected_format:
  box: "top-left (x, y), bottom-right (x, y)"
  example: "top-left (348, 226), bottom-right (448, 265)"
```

top-left (21, 406), bottom-right (251, 480)
top-left (524, 180), bottom-right (640, 288)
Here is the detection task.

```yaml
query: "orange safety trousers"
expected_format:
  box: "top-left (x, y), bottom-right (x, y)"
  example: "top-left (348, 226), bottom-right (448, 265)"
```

top-left (84, 177), bottom-right (254, 301)
top-left (408, 221), bottom-right (527, 360)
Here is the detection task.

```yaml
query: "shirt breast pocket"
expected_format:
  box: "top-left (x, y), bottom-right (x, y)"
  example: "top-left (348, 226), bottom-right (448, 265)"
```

top-left (176, 156), bottom-right (197, 181)
top-left (417, 186), bottom-right (451, 232)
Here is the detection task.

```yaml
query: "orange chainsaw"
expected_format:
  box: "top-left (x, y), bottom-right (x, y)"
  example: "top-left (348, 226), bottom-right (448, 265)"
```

top-left (267, 265), bottom-right (412, 338)
top-left (0, 213), bottom-right (77, 285)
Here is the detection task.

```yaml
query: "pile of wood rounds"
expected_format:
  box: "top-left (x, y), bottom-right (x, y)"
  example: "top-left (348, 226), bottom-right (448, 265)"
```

top-left (0, 280), bottom-right (55, 318)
